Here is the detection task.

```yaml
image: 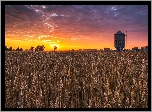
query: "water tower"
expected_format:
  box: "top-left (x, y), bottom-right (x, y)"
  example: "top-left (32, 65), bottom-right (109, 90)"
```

top-left (114, 31), bottom-right (127, 51)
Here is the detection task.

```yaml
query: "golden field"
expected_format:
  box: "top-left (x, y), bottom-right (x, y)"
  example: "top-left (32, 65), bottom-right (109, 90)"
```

top-left (5, 51), bottom-right (148, 108)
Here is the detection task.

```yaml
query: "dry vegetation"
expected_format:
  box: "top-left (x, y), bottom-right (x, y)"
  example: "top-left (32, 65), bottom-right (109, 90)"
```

top-left (5, 51), bottom-right (148, 108)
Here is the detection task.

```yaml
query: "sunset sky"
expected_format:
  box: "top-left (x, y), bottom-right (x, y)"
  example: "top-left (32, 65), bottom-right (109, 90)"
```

top-left (5, 5), bottom-right (148, 51)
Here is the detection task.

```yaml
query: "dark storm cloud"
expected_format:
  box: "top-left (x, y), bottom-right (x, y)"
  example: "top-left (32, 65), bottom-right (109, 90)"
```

top-left (5, 5), bottom-right (148, 40)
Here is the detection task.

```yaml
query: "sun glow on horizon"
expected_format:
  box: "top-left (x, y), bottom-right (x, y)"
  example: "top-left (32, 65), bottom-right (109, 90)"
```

top-left (5, 36), bottom-right (148, 51)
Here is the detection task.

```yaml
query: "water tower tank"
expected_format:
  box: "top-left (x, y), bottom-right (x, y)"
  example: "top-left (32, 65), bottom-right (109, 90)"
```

top-left (114, 31), bottom-right (125, 51)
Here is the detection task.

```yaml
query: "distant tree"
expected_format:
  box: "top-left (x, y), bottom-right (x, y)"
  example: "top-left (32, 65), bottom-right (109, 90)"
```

top-left (30, 46), bottom-right (34, 51)
top-left (54, 46), bottom-right (57, 51)
top-left (35, 45), bottom-right (40, 52)
top-left (13, 47), bottom-right (23, 51)
top-left (42, 45), bottom-right (45, 49)
top-left (16, 47), bottom-right (20, 51)
top-left (8, 47), bottom-right (12, 51)
top-left (19, 48), bottom-right (23, 51)
top-left (35, 45), bottom-right (45, 51)
top-left (5, 46), bottom-right (8, 51)
top-left (35, 47), bottom-right (38, 52)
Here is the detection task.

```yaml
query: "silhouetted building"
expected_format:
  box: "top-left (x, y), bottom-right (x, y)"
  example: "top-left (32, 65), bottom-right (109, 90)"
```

top-left (132, 47), bottom-right (139, 51)
top-left (114, 31), bottom-right (126, 51)
top-left (145, 46), bottom-right (148, 51)
top-left (141, 46), bottom-right (148, 52)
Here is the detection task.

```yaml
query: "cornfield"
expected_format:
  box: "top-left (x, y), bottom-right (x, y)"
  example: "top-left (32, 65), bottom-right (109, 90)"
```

top-left (5, 51), bottom-right (148, 108)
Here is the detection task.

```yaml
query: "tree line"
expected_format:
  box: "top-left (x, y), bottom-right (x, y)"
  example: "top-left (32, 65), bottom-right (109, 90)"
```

top-left (5, 45), bottom-right (45, 51)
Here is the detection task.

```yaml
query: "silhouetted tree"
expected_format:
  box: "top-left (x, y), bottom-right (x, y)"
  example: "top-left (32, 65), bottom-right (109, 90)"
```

top-left (5, 46), bottom-right (8, 51)
top-left (8, 47), bottom-right (12, 51)
top-left (54, 46), bottom-right (57, 51)
top-left (30, 46), bottom-right (34, 51)
top-left (35, 45), bottom-right (45, 51)
top-left (16, 47), bottom-right (20, 51)
top-left (19, 48), bottom-right (23, 51)
top-left (18, 48), bottom-right (23, 51)
top-left (5, 46), bottom-right (22, 51)
top-left (15, 47), bottom-right (23, 51)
